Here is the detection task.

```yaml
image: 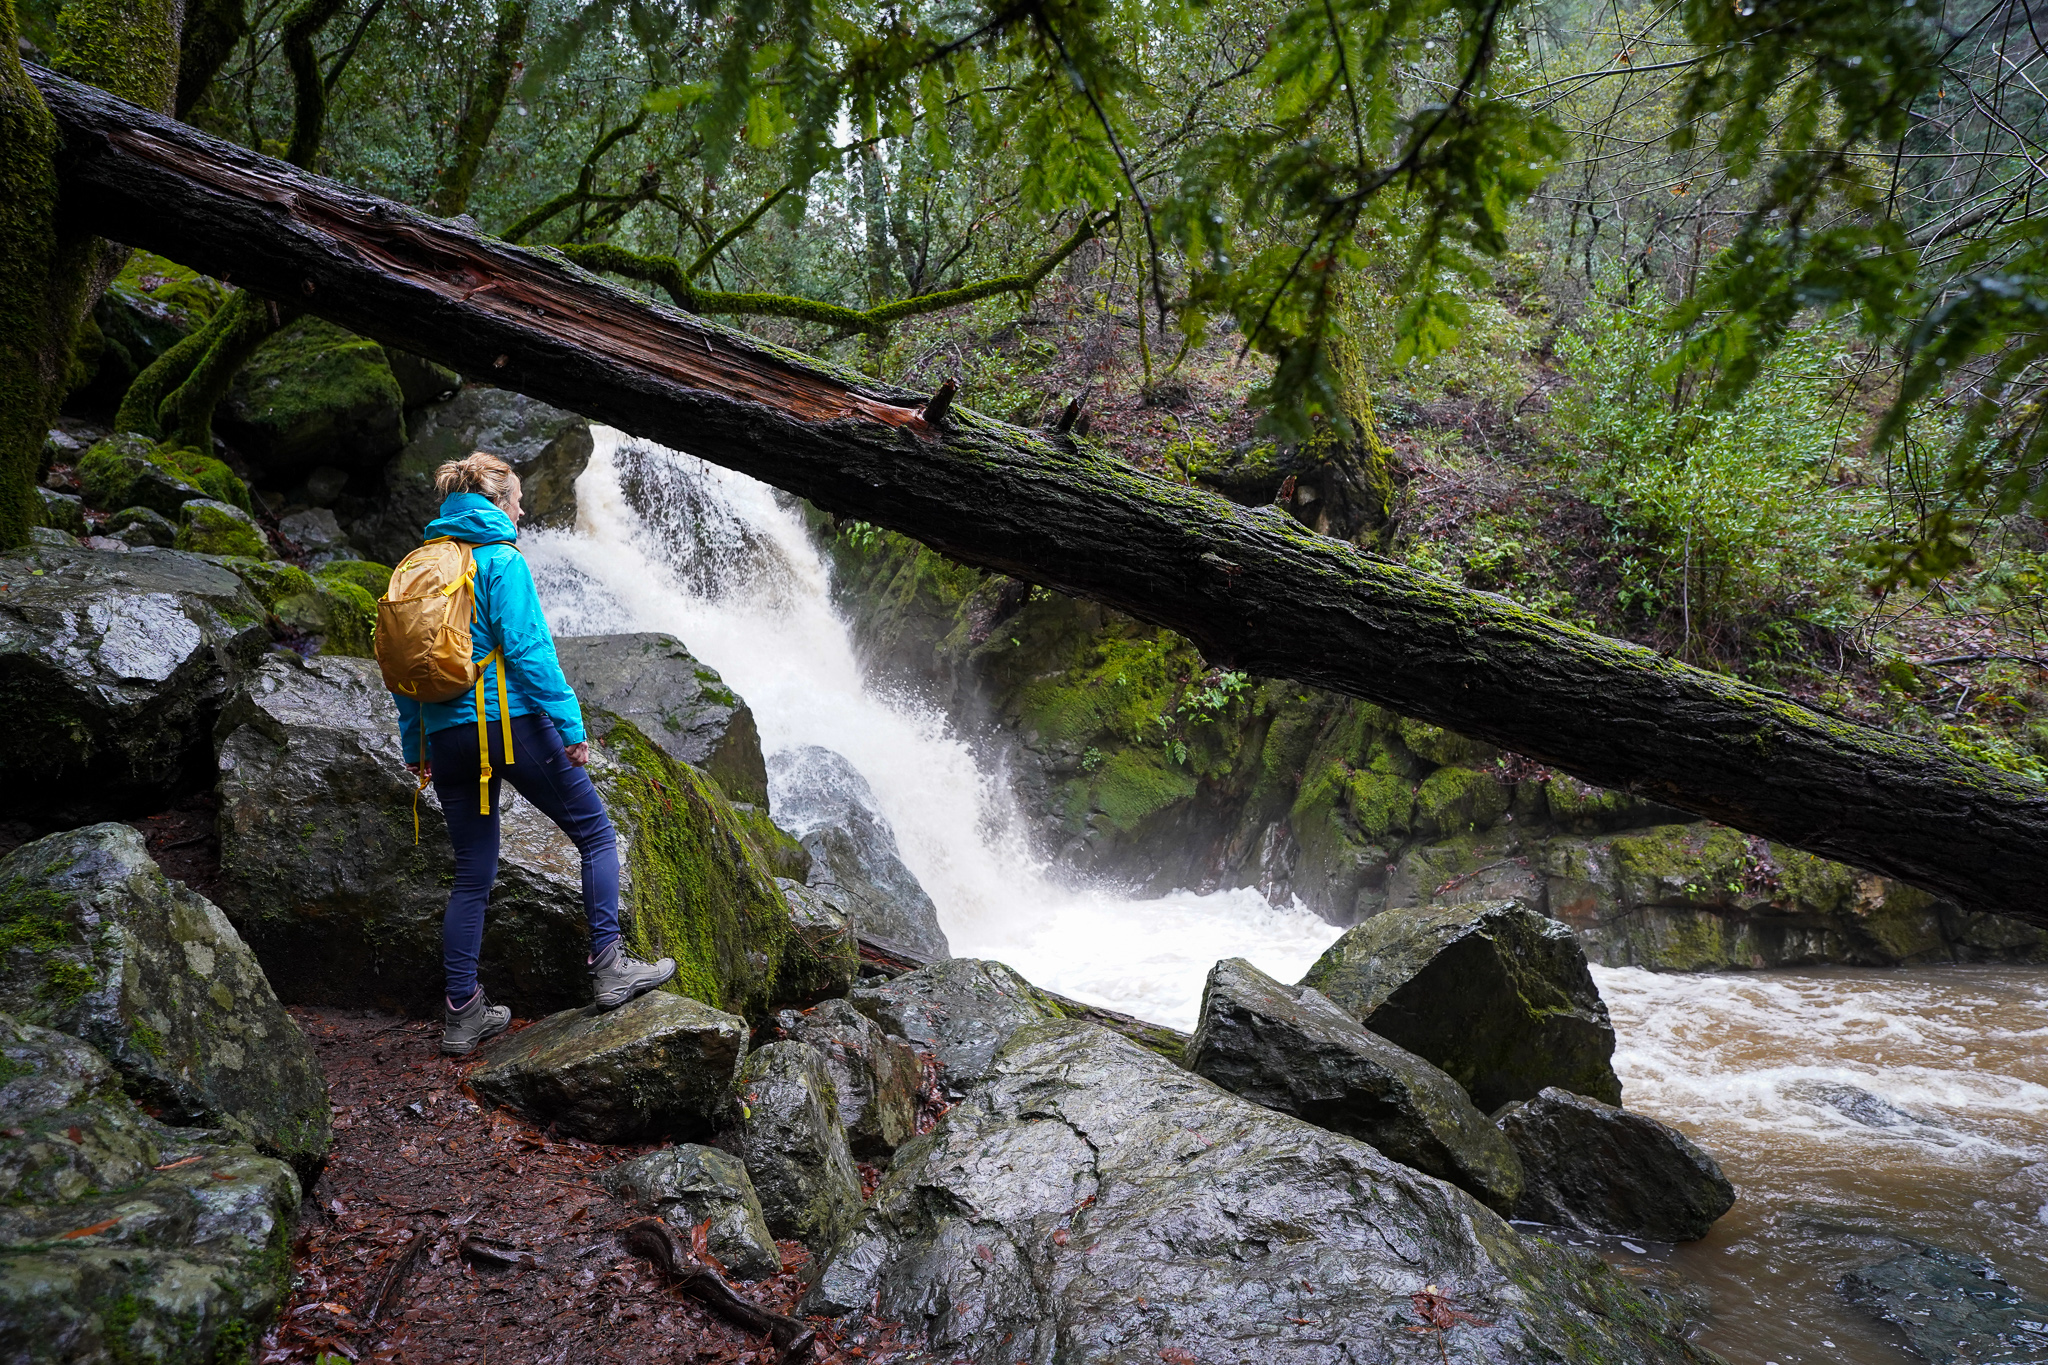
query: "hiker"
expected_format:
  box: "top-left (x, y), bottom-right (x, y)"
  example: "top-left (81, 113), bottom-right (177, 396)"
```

top-left (385, 451), bottom-right (676, 1056)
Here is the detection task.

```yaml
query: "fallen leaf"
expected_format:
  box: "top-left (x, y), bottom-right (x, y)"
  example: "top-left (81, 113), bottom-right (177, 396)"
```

top-left (60, 1217), bottom-right (120, 1239)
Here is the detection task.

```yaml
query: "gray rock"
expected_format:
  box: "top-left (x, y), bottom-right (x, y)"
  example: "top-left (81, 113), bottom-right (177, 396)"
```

top-left (735, 1041), bottom-right (863, 1248)
top-left (602, 1145), bottom-right (782, 1280)
top-left (775, 879), bottom-right (860, 1003)
top-left (104, 506), bottom-right (176, 548)
top-left (1786, 1079), bottom-right (1938, 1130)
top-left (848, 958), bottom-right (1057, 1092)
top-left (0, 824), bottom-right (331, 1179)
top-left (36, 488), bottom-right (86, 537)
top-left (1839, 1244), bottom-right (2048, 1365)
top-left (26, 527), bottom-right (77, 549)
top-left (364, 386), bottom-right (591, 562)
top-left (212, 653), bottom-right (594, 1014)
top-left (471, 991), bottom-right (749, 1143)
top-left (301, 465), bottom-right (350, 506)
top-left (0, 1013), bottom-right (301, 1363)
top-left (801, 1019), bottom-right (1716, 1365)
top-left (555, 633), bottom-right (768, 806)
top-left (277, 507), bottom-right (361, 567)
top-left (1496, 1088), bottom-right (1735, 1241)
top-left (774, 998), bottom-right (922, 1159)
top-left (768, 746), bottom-right (950, 960)
top-left (0, 547), bottom-right (267, 824)
top-left (1186, 956), bottom-right (1522, 1214)
top-left (1301, 898), bottom-right (1621, 1111)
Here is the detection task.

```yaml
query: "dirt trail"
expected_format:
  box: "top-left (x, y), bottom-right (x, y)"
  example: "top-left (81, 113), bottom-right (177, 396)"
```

top-left (261, 1008), bottom-right (920, 1365)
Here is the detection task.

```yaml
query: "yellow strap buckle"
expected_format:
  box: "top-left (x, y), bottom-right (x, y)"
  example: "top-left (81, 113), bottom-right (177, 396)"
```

top-left (473, 650), bottom-right (513, 814)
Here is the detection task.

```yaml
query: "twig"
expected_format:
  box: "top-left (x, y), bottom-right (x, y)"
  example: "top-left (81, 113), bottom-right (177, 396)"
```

top-left (357, 1221), bottom-right (428, 1338)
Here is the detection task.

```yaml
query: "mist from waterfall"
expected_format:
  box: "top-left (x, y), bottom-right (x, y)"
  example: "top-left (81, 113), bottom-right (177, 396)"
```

top-left (521, 427), bottom-right (1344, 1030)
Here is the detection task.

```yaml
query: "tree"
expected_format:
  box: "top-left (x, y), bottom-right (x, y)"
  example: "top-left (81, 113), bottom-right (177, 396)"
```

top-left (31, 61), bottom-right (2048, 925)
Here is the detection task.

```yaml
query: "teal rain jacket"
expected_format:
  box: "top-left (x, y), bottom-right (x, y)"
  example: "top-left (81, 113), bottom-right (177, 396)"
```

top-left (391, 492), bottom-right (586, 763)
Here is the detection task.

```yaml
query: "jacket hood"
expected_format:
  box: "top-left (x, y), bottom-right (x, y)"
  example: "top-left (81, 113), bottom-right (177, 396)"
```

top-left (425, 492), bottom-right (519, 545)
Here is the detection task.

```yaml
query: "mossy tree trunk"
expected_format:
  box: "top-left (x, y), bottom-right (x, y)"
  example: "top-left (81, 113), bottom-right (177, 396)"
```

top-left (30, 60), bottom-right (2048, 925)
top-left (0, 0), bottom-right (180, 548)
top-left (430, 0), bottom-right (529, 219)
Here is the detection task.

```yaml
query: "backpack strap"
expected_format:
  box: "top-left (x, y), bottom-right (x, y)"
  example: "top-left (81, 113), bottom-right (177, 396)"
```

top-left (473, 650), bottom-right (513, 814)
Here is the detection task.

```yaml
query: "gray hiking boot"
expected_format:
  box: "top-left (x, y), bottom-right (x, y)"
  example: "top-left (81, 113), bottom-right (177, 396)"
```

top-left (442, 989), bottom-right (512, 1056)
top-left (591, 941), bottom-right (677, 1011)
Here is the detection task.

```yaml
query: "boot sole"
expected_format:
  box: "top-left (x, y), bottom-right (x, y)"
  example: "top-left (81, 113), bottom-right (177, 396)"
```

top-left (593, 960), bottom-right (678, 1012)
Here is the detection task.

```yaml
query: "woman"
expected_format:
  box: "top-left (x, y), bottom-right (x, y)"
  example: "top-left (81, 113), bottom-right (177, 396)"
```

top-left (395, 452), bottom-right (676, 1056)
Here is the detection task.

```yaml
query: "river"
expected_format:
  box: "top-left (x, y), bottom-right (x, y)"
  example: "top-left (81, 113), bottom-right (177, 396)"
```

top-left (526, 430), bottom-right (2048, 1364)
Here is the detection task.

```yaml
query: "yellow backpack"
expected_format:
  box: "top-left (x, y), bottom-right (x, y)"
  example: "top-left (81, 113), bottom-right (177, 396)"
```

top-left (375, 536), bottom-right (515, 822)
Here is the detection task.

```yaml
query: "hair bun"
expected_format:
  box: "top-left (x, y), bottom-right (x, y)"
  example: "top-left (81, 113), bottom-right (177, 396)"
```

top-left (433, 451), bottom-right (518, 506)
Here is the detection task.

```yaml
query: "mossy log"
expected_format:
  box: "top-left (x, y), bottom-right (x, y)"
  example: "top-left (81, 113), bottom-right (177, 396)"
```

top-left (27, 63), bottom-right (2048, 924)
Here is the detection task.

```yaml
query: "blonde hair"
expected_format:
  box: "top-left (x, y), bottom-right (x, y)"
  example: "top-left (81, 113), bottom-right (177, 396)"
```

top-left (434, 451), bottom-right (519, 512)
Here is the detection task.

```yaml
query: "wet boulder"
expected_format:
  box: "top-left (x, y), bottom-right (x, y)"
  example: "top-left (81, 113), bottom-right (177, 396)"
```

top-left (36, 489), bottom-right (86, 537)
top-left (1839, 1244), bottom-right (2048, 1364)
top-left (1301, 898), bottom-right (1622, 1111)
top-left (769, 745), bottom-right (950, 960)
top-left (0, 546), bottom-right (267, 824)
top-left (217, 557), bottom-right (375, 658)
top-left (175, 498), bottom-right (270, 559)
top-left (602, 1144), bottom-right (781, 1279)
top-left (802, 1019), bottom-right (1718, 1365)
top-left (212, 653), bottom-right (817, 1019)
top-left (774, 997), bottom-right (922, 1159)
top-left (0, 1013), bottom-right (301, 1363)
top-left (774, 880), bottom-right (861, 1003)
top-left (0, 825), bottom-right (331, 1178)
top-left (848, 958), bottom-right (1058, 1092)
top-left (212, 653), bottom-right (594, 1014)
top-left (277, 507), bottom-right (361, 567)
top-left (103, 505), bottom-right (175, 548)
top-left (734, 1041), bottom-right (863, 1248)
top-left (221, 317), bottom-right (407, 482)
top-left (362, 386), bottom-right (591, 562)
top-left (470, 991), bottom-right (749, 1143)
top-left (75, 434), bottom-right (206, 518)
top-left (1496, 1088), bottom-right (1735, 1242)
top-left (1186, 957), bottom-right (1522, 1214)
top-left (555, 633), bottom-right (768, 807)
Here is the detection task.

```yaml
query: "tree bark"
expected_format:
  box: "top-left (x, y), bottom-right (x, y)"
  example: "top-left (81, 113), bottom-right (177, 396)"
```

top-left (27, 63), bottom-right (2048, 924)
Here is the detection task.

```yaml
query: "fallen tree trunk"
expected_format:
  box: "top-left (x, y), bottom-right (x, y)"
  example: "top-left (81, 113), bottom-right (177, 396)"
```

top-left (29, 64), bottom-right (2048, 923)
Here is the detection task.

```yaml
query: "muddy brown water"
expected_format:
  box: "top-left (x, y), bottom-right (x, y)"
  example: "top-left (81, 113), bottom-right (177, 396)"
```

top-left (1586, 963), bottom-right (2048, 1364)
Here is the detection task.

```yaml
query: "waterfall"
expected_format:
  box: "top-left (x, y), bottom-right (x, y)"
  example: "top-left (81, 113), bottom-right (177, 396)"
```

top-left (523, 427), bottom-right (2048, 1364)
top-left (522, 428), bottom-right (1345, 1031)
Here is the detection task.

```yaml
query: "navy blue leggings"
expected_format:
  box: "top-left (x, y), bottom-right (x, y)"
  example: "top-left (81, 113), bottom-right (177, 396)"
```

top-left (429, 712), bottom-right (621, 1003)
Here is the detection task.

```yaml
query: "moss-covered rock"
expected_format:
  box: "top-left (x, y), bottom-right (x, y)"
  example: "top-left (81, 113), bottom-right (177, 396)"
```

top-left (0, 824), bottom-right (330, 1178)
top-left (0, 1013), bottom-right (300, 1364)
top-left (214, 557), bottom-right (375, 657)
top-left (102, 505), bottom-right (175, 548)
top-left (734, 1041), bottom-right (864, 1249)
top-left (174, 498), bottom-right (267, 558)
top-left (0, 545), bottom-right (267, 825)
top-left (34, 488), bottom-right (84, 536)
top-left (312, 557), bottom-right (392, 598)
top-left (69, 251), bottom-right (227, 412)
top-left (220, 316), bottom-right (406, 482)
top-left (75, 433), bottom-right (203, 516)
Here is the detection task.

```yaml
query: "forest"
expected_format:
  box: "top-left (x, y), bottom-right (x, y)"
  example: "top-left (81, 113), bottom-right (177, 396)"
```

top-left (10, 0), bottom-right (2048, 916)
top-left (6, 3), bottom-right (2048, 1362)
